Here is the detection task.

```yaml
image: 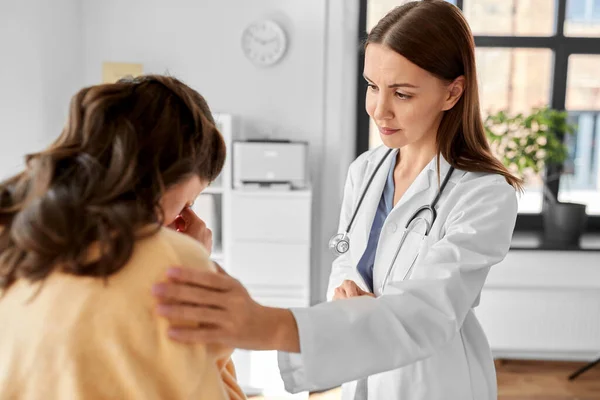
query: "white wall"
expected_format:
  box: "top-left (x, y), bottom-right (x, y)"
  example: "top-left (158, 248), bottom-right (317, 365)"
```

top-left (0, 0), bottom-right (82, 179)
top-left (82, 0), bottom-right (325, 134)
top-left (0, 0), bottom-right (359, 303)
top-left (81, 0), bottom-right (359, 303)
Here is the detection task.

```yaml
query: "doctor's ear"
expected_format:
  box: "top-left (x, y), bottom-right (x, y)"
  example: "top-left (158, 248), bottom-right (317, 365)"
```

top-left (441, 76), bottom-right (465, 111)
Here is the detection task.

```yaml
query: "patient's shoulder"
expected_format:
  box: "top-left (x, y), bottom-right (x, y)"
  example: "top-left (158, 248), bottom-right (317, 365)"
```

top-left (149, 227), bottom-right (215, 272)
top-left (80, 227), bottom-right (217, 312)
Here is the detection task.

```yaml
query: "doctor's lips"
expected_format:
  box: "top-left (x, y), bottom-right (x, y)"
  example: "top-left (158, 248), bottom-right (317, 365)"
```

top-left (378, 126), bottom-right (401, 136)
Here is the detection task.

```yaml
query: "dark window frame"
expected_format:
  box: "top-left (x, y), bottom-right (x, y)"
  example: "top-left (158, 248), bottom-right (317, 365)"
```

top-left (356, 0), bottom-right (600, 233)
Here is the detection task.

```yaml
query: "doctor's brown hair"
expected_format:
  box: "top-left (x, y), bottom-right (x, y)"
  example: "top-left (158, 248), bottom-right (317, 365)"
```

top-left (367, 0), bottom-right (522, 190)
top-left (0, 75), bottom-right (226, 290)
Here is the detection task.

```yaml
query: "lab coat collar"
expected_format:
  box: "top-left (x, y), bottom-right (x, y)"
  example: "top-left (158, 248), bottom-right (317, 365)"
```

top-left (425, 153), bottom-right (457, 184)
top-left (355, 147), bottom-right (461, 247)
top-left (363, 147), bottom-right (460, 215)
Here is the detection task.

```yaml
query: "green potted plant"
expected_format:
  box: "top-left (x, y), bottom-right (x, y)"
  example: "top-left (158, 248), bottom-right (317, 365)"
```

top-left (484, 106), bottom-right (587, 247)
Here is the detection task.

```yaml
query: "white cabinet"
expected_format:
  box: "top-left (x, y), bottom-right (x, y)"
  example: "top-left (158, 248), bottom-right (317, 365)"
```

top-left (227, 189), bottom-right (312, 398)
top-left (476, 248), bottom-right (600, 361)
top-left (229, 189), bottom-right (312, 309)
top-left (230, 193), bottom-right (311, 243)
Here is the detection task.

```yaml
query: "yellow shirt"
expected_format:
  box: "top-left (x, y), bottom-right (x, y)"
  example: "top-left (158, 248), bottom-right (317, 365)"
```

top-left (0, 227), bottom-right (246, 400)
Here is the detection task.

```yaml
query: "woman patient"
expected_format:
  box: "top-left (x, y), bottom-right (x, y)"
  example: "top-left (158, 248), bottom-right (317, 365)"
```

top-left (0, 75), bottom-right (245, 400)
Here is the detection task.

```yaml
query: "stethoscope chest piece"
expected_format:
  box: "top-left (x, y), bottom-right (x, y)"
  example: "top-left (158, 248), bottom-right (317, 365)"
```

top-left (329, 232), bottom-right (350, 256)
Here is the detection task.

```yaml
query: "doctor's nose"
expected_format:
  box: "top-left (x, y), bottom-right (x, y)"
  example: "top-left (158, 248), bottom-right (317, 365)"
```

top-left (372, 95), bottom-right (394, 122)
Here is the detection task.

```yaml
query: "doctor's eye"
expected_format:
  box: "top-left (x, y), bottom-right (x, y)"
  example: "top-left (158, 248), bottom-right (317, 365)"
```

top-left (395, 92), bottom-right (412, 100)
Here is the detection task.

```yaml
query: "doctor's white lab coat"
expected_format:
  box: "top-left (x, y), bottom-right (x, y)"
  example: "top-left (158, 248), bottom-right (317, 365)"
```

top-left (277, 146), bottom-right (518, 400)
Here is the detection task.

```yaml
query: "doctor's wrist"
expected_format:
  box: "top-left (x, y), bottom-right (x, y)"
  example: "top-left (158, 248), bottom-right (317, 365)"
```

top-left (261, 307), bottom-right (300, 353)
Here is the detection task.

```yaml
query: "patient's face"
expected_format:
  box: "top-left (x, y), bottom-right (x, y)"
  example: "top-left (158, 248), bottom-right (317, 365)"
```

top-left (159, 175), bottom-right (207, 226)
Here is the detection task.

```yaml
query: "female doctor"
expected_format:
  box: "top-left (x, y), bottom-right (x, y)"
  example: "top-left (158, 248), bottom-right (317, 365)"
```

top-left (152, 1), bottom-right (522, 399)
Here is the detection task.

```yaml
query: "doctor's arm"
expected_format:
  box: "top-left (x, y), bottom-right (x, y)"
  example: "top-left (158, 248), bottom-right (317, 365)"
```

top-left (153, 177), bottom-right (516, 392)
top-left (154, 176), bottom-right (517, 390)
top-left (276, 177), bottom-right (518, 392)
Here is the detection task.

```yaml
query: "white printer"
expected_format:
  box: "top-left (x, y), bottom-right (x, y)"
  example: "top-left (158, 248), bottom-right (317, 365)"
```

top-left (232, 140), bottom-right (308, 190)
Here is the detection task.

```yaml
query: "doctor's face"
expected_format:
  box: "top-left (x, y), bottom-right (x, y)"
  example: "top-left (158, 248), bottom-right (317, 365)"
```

top-left (364, 43), bottom-right (460, 150)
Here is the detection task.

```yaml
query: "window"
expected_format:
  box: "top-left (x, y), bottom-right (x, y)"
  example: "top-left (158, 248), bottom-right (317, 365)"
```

top-left (357, 0), bottom-right (600, 231)
top-left (463, 0), bottom-right (555, 36)
top-left (559, 55), bottom-right (600, 215)
top-left (567, 0), bottom-right (588, 20)
top-left (566, 54), bottom-right (600, 110)
top-left (476, 48), bottom-right (553, 116)
top-left (565, 0), bottom-right (600, 36)
top-left (566, 0), bottom-right (600, 21)
top-left (476, 47), bottom-right (553, 213)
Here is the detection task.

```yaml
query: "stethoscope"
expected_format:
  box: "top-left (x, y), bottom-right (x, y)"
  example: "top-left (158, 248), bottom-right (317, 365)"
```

top-left (328, 149), bottom-right (455, 291)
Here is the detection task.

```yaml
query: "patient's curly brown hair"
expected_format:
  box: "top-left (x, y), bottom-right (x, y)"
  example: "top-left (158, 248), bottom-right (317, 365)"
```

top-left (0, 75), bottom-right (226, 290)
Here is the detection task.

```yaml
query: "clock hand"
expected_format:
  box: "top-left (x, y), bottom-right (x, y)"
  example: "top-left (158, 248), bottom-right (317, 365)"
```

top-left (247, 31), bottom-right (268, 45)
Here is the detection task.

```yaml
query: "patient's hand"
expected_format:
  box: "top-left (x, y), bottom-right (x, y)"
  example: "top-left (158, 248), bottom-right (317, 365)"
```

top-left (333, 280), bottom-right (375, 300)
top-left (171, 207), bottom-right (213, 254)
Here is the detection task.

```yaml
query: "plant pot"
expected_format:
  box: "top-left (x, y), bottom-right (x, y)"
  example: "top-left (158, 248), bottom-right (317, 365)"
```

top-left (542, 201), bottom-right (588, 247)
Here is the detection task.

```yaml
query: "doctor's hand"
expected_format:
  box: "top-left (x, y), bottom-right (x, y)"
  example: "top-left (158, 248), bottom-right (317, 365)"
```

top-left (152, 264), bottom-right (301, 353)
top-left (169, 207), bottom-right (213, 255)
top-left (333, 280), bottom-right (375, 300)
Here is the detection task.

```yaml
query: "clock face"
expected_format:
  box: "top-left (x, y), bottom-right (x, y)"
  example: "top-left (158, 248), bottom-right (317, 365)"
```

top-left (241, 20), bottom-right (287, 67)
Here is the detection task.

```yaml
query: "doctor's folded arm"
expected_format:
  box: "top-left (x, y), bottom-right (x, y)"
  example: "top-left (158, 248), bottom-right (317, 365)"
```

top-left (154, 2), bottom-right (522, 399)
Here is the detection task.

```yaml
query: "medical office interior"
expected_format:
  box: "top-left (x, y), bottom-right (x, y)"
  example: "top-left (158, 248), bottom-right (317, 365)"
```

top-left (1, 0), bottom-right (599, 399)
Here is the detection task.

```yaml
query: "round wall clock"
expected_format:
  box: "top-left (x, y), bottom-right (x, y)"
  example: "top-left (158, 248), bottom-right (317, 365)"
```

top-left (241, 19), bottom-right (288, 67)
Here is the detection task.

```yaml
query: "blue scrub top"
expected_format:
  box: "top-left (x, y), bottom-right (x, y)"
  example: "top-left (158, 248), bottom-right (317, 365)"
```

top-left (356, 159), bottom-right (395, 292)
